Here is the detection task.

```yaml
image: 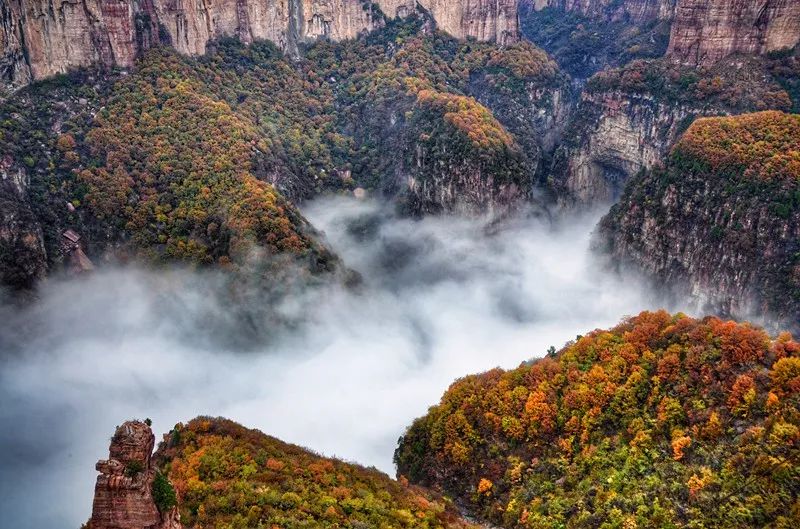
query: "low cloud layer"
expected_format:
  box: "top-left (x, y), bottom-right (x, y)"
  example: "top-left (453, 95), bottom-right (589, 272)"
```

top-left (0, 197), bottom-right (669, 528)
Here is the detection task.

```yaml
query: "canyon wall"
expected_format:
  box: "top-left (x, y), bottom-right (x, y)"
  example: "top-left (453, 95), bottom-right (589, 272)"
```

top-left (554, 50), bottom-right (796, 207)
top-left (1, 0), bottom-right (519, 92)
top-left (154, 0), bottom-right (381, 57)
top-left (595, 111), bottom-right (800, 331)
top-left (414, 0), bottom-right (519, 44)
top-left (556, 90), bottom-right (699, 205)
top-left (667, 0), bottom-right (800, 66)
top-left (525, 0), bottom-right (675, 23)
top-left (524, 0), bottom-right (800, 67)
top-left (0, 0), bottom-right (161, 88)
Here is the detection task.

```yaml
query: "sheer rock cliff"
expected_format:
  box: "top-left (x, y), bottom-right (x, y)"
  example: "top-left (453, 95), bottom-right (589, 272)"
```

top-left (1, 0), bottom-right (519, 92)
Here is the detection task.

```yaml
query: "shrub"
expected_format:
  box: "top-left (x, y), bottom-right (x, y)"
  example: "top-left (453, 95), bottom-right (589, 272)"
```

top-left (152, 472), bottom-right (177, 513)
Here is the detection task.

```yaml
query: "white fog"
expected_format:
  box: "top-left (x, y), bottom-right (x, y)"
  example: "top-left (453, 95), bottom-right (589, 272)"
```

top-left (0, 197), bottom-right (673, 528)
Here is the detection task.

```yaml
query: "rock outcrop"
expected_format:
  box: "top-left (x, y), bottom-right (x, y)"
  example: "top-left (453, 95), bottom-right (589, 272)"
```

top-left (667, 0), bottom-right (800, 67)
top-left (0, 0), bottom-right (161, 90)
top-left (1, 0), bottom-right (519, 92)
top-left (89, 420), bottom-right (181, 529)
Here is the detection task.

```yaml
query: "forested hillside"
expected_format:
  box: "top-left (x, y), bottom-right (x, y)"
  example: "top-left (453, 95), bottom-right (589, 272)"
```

top-left (395, 311), bottom-right (800, 528)
top-left (0, 15), bottom-right (565, 289)
top-left (597, 111), bottom-right (800, 331)
top-left (155, 417), bottom-right (476, 529)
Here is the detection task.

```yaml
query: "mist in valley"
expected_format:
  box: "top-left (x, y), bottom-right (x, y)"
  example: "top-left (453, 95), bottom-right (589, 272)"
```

top-left (0, 197), bottom-right (672, 529)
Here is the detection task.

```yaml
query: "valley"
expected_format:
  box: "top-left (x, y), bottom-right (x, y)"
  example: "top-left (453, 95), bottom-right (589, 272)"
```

top-left (0, 1), bottom-right (798, 528)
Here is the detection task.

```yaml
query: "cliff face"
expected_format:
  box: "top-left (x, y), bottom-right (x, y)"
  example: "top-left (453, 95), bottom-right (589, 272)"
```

top-left (1, 0), bottom-right (518, 92)
top-left (89, 421), bottom-right (181, 529)
top-left (524, 0), bottom-right (800, 68)
top-left (557, 90), bottom-right (698, 204)
top-left (668, 0), bottom-right (800, 66)
top-left (526, 0), bottom-right (675, 23)
top-left (0, 0), bottom-right (160, 89)
top-left (154, 0), bottom-right (519, 63)
top-left (154, 0), bottom-right (381, 58)
top-left (415, 0), bottom-right (519, 44)
top-left (596, 111), bottom-right (800, 331)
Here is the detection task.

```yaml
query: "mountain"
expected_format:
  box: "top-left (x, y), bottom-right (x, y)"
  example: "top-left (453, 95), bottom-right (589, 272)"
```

top-left (520, 0), bottom-right (800, 207)
top-left (395, 311), bottom-right (800, 528)
top-left (521, 0), bottom-right (800, 75)
top-left (1, 0), bottom-right (799, 311)
top-left (596, 111), bottom-right (800, 331)
top-left (0, 0), bottom-right (519, 93)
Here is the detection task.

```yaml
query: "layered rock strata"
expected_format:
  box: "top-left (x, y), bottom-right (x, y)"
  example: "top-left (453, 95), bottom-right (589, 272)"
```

top-left (668, 0), bottom-right (800, 66)
top-left (1, 0), bottom-right (519, 92)
top-left (89, 420), bottom-right (181, 529)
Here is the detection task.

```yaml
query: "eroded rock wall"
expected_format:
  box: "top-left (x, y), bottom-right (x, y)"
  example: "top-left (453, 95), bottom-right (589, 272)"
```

top-left (556, 91), bottom-right (702, 205)
top-left (1, 0), bottom-right (160, 90)
top-left (1, 0), bottom-right (519, 92)
top-left (525, 0), bottom-right (675, 23)
top-left (667, 0), bottom-right (800, 66)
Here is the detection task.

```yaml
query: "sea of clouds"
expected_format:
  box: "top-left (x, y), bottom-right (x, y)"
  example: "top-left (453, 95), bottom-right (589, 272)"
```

top-left (0, 197), bottom-right (672, 528)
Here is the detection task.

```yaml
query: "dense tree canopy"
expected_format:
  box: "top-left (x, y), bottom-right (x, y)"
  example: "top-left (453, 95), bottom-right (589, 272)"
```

top-left (155, 417), bottom-right (475, 529)
top-left (395, 311), bottom-right (800, 528)
top-left (673, 111), bottom-right (800, 182)
top-left (586, 56), bottom-right (795, 113)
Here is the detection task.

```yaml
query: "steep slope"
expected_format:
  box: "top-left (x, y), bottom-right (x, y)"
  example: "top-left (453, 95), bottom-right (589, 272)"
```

top-left (519, 0), bottom-right (674, 79)
top-left (596, 111), bottom-right (800, 330)
top-left (0, 0), bottom-right (519, 94)
top-left (0, 51), bottom-right (339, 290)
top-left (154, 417), bottom-right (476, 529)
top-left (395, 311), bottom-right (800, 528)
top-left (521, 0), bottom-right (800, 75)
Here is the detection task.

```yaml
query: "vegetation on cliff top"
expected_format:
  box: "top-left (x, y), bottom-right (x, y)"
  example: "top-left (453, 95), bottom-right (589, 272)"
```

top-left (519, 5), bottom-right (671, 79)
top-left (395, 311), bottom-right (800, 528)
top-left (155, 417), bottom-right (475, 529)
top-left (673, 111), bottom-right (800, 182)
top-left (586, 55), bottom-right (796, 113)
top-left (73, 52), bottom-right (329, 266)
